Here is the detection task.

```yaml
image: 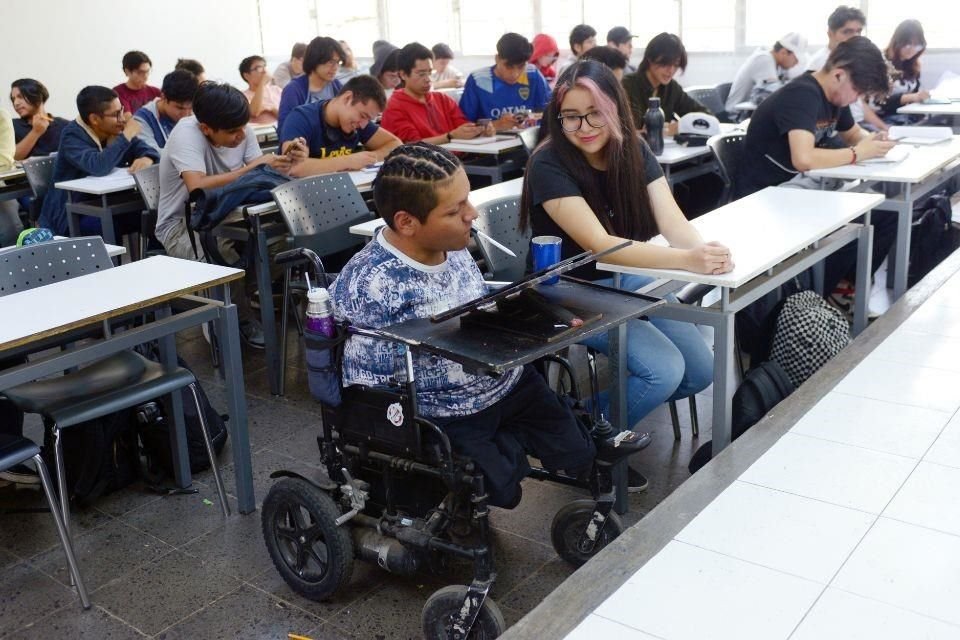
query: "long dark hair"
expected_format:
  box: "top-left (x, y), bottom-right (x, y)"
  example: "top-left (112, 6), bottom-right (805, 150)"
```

top-left (520, 60), bottom-right (657, 242)
top-left (886, 19), bottom-right (926, 81)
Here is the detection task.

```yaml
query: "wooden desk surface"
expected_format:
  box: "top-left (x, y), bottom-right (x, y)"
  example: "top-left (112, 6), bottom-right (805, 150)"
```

top-left (805, 136), bottom-right (960, 183)
top-left (597, 187), bottom-right (885, 288)
top-left (0, 256), bottom-right (243, 351)
top-left (54, 167), bottom-right (137, 195)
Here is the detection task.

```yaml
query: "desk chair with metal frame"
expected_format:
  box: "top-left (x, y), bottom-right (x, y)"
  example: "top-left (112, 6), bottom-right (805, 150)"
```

top-left (687, 87), bottom-right (730, 123)
top-left (132, 164), bottom-right (163, 259)
top-left (707, 133), bottom-right (747, 205)
top-left (0, 433), bottom-right (91, 609)
top-left (270, 174), bottom-right (376, 395)
top-left (0, 237), bottom-right (231, 540)
top-left (21, 153), bottom-right (57, 222)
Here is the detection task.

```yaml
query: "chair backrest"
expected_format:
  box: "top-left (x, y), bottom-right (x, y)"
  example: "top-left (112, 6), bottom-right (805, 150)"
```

top-left (0, 237), bottom-right (112, 296)
top-left (21, 154), bottom-right (57, 199)
top-left (132, 164), bottom-right (161, 211)
top-left (686, 87), bottom-right (726, 117)
top-left (715, 82), bottom-right (732, 105)
top-left (270, 173), bottom-right (374, 258)
top-left (707, 133), bottom-right (747, 202)
top-left (472, 196), bottom-right (530, 281)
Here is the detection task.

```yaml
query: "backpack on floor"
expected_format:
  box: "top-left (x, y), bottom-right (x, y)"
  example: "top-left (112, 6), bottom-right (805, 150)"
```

top-left (42, 409), bottom-right (142, 505)
top-left (768, 290), bottom-right (850, 389)
top-left (909, 193), bottom-right (959, 287)
top-left (136, 370), bottom-right (229, 480)
top-left (688, 361), bottom-right (795, 474)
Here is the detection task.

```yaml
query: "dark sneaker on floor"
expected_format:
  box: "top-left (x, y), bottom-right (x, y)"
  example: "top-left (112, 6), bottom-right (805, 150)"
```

top-left (0, 463), bottom-right (41, 485)
top-left (596, 430), bottom-right (652, 463)
top-left (627, 467), bottom-right (648, 493)
top-left (239, 320), bottom-right (266, 349)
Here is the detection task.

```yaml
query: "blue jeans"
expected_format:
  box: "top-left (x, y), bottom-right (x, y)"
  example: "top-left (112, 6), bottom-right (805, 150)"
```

top-left (580, 275), bottom-right (714, 430)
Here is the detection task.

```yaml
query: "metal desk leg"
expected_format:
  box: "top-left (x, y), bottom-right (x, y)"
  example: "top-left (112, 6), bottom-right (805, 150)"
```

top-left (252, 215), bottom-right (282, 395)
top-left (100, 195), bottom-right (117, 246)
top-left (156, 305), bottom-right (192, 488)
top-left (811, 240), bottom-right (825, 295)
top-left (608, 273), bottom-right (629, 515)
top-left (67, 192), bottom-right (80, 237)
top-left (217, 284), bottom-right (255, 513)
top-left (711, 290), bottom-right (736, 452)
top-left (852, 212), bottom-right (873, 336)
top-left (892, 184), bottom-right (913, 300)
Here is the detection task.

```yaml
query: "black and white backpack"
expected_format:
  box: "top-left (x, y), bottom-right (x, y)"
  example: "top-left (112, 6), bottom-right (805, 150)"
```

top-left (769, 290), bottom-right (850, 388)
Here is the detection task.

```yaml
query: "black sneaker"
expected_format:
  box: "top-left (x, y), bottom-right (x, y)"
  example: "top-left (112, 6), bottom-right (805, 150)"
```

top-left (239, 320), bottom-right (266, 349)
top-left (0, 463), bottom-right (41, 485)
top-left (627, 468), bottom-right (648, 493)
top-left (596, 430), bottom-right (652, 463)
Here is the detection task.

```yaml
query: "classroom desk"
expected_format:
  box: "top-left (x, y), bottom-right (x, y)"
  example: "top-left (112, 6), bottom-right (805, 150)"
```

top-left (597, 187), bottom-right (885, 455)
top-left (0, 255), bottom-right (257, 513)
top-left (55, 168), bottom-right (142, 246)
top-left (0, 167), bottom-right (32, 202)
top-left (805, 135), bottom-right (960, 300)
top-left (897, 102), bottom-right (960, 117)
top-left (442, 136), bottom-right (525, 184)
top-left (654, 123), bottom-right (742, 188)
top-left (252, 123), bottom-right (279, 152)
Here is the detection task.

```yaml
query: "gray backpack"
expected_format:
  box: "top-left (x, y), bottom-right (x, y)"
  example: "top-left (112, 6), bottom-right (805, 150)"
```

top-left (769, 290), bottom-right (850, 388)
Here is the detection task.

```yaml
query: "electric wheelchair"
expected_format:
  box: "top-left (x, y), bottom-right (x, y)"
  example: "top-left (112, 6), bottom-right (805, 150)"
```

top-left (261, 248), bottom-right (652, 639)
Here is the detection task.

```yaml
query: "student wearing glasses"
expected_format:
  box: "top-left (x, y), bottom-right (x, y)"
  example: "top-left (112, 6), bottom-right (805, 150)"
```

top-left (621, 33), bottom-right (709, 136)
top-left (381, 42), bottom-right (494, 144)
top-left (39, 86), bottom-right (159, 235)
top-left (521, 60), bottom-right (730, 488)
top-left (113, 50), bottom-right (162, 114)
top-left (240, 55), bottom-right (284, 125)
top-left (277, 36), bottom-right (346, 131)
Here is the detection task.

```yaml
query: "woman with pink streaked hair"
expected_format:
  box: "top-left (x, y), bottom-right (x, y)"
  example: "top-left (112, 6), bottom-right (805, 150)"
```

top-left (520, 60), bottom-right (732, 486)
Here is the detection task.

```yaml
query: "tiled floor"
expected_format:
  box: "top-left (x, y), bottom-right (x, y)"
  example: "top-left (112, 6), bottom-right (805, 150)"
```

top-left (568, 268), bottom-right (960, 639)
top-left (0, 326), bottom-right (712, 639)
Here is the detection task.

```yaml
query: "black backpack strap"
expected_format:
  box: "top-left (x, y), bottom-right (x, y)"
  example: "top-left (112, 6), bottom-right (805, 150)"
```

top-left (183, 201), bottom-right (200, 261)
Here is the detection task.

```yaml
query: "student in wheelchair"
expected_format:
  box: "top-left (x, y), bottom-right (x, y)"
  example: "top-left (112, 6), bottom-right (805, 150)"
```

top-left (331, 142), bottom-right (647, 508)
top-left (260, 143), bottom-right (650, 638)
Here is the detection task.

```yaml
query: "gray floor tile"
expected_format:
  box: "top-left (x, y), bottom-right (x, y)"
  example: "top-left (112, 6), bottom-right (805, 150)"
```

top-left (94, 550), bottom-right (242, 636)
top-left (90, 483), bottom-right (164, 519)
top-left (7, 605), bottom-right (148, 639)
top-left (501, 558), bottom-right (574, 613)
top-left (436, 529), bottom-right (556, 599)
top-left (487, 479), bottom-right (584, 547)
top-left (266, 421), bottom-right (326, 465)
top-left (0, 492), bottom-right (111, 560)
top-left (179, 511), bottom-right (274, 581)
top-left (328, 576), bottom-right (447, 640)
top-left (0, 563), bottom-right (76, 637)
top-left (245, 401), bottom-right (321, 452)
top-left (249, 559), bottom-right (385, 620)
top-left (218, 448), bottom-right (324, 508)
top-left (154, 584), bottom-right (321, 640)
top-left (119, 483), bottom-right (234, 548)
top-left (31, 519), bottom-right (173, 592)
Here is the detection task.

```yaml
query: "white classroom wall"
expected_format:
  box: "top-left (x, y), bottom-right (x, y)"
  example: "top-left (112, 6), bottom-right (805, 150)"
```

top-left (2, 1), bottom-right (958, 118)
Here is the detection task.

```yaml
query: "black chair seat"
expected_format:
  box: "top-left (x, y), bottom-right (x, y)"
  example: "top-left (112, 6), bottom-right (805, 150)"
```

top-left (0, 433), bottom-right (41, 473)
top-left (4, 352), bottom-right (194, 429)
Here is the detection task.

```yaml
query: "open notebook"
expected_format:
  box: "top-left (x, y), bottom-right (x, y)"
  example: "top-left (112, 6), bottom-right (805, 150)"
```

top-left (859, 145), bottom-right (911, 165)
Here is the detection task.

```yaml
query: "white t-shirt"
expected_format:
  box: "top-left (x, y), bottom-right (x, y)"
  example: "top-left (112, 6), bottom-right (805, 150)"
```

top-left (156, 115), bottom-right (261, 242)
top-left (726, 48), bottom-right (782, 112)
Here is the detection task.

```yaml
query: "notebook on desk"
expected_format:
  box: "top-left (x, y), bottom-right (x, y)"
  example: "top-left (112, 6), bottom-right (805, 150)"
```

top-left (860, 145), bottom-right (911, 164)
top-left (454, 136), bottom-right (498, 145)
top-left (888, 126), bottom-right (952, 145)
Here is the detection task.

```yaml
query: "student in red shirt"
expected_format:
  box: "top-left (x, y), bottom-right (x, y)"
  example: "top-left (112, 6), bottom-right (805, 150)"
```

top-left (113, 51), bottom-right (162, 114)
top-left (380, 42), bottom-right (494, 144)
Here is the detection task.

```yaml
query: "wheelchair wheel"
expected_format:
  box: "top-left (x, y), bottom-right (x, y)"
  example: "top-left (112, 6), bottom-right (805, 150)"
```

top-left (261, 478), bottom-right (354, 601)
top-left (551, 499), bottom-right (624, 567)
top-left (422, 585), bottom-right (506, 639)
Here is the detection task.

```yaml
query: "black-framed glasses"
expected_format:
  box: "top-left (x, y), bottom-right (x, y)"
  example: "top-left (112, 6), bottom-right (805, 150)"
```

top-left (558, 111), bottom-right (606, 133)
top-left (100, 109), bottom-right (124, 122)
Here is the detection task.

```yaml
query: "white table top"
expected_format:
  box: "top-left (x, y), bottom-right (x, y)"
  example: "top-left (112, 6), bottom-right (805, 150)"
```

top-left (657, 139), bottom-right (712, 164)
top-left (54, 167), bottom-right (137, 195)
top-left (441, 136), bottom-right (523, 155)
top-left (0, 256), bottom-right (242, 350)
top-left (898, 102), bottom-right (960, 116)
top-left (349, 177), bottom-right (525, 238)
top-left (805, 135), bottom-right (960, 183)
top-left (597, 187), bottom-right (885, 288)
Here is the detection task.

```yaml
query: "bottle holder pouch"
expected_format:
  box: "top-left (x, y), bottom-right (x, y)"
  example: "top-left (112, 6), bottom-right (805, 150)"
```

top-left (304, 326), bottom-right (348, 407)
